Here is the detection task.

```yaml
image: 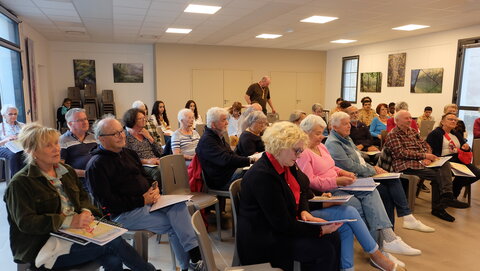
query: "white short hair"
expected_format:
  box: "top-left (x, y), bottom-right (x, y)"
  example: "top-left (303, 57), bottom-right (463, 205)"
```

top-left (330, 111), bottom-right (350, 128)
top-left (395, 101), bottom-right (408, 112)
top-left (206, 107), bottom-right (228, 128)
top-left (245, 111), bottom-right (267, 127)
top-left (394, 110), bottom-right (409, 123)
top-left (177, 108), bottom-right (193, 123)
top-left (65, 108), bottom-right (85, 122)
top-left (300, 114), bottom-right (326, 133)
top-left (132, 100), bottom-right (145, 110)
top-left (1, 104), bottom-right (18, 116)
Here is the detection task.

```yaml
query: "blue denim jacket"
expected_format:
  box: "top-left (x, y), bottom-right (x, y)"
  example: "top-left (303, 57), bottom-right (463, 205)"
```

top-left (325, 130), bottom-right (376, 177)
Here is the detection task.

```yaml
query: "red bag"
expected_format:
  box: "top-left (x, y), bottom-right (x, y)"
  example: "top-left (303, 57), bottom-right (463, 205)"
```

top-left (458, 149), bottom-right (473, 164)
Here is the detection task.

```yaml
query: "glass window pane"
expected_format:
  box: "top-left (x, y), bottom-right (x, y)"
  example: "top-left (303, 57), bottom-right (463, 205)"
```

top-left (458, 109), bottom-right (480, 142)
top-left (0, 46), bottom-right (25, 122)
top-left (459, 46), bottom-right (480, 107)
top-left (0, 13), bottom-right (19, 45)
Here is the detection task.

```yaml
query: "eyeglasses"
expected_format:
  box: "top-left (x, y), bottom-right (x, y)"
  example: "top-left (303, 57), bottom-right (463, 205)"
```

top-left (72, 118), bottom-right (88, 122)
top-left (7, 113), bottom-right (18, 116)
top-left (293, 147), bottom-right (304, 156)
top-left (446, 118), bottom-right (458, 122)
top-left (99, 130), bottom-right (125, 138)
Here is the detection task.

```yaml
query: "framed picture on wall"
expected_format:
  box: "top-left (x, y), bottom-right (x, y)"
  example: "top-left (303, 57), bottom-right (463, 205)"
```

top-left (387, 53), bottom-right (406, 87)
top-left (73, 59), bottom-right (96, 89)
top-left (410, 68), bottom-right (443, 93)
top-left (113, 63), bottom-right (143, 83)
top-left (360, 72), bottom-right (382, 92)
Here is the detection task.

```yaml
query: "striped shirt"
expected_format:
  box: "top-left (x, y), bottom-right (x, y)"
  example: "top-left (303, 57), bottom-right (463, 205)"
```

top-left (171, 129), bottom-right (200, 156)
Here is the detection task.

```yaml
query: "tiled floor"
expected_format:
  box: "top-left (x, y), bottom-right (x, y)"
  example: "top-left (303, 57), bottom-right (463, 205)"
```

top-left (1, 181), bottom-right (479, 271)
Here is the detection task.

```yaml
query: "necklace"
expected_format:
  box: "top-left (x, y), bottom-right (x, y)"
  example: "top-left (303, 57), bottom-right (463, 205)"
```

top-left (309, 145), bottom-right (322, 156)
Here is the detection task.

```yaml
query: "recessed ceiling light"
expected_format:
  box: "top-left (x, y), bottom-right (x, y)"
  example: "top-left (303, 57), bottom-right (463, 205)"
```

top-left (256, 34), bottom-right (282, 39)
top-left (301, 16), bottom-right (338, 24)
top-left (166, 28), bottom-right (192, 34)
top-left (65, 30), bottom-right (86, 36)
top-left (330, 39), bottom-right (357, 44)
top-left (184, 4), bottom-right (221, 14)
top-left (392, 24), bottom-right (430, 31)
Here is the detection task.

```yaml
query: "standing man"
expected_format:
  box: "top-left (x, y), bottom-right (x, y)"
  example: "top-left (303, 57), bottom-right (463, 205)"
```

top-left (60, 108), bottom-right (97, 191)
top-left (245, 76), bottom-right (276, 115)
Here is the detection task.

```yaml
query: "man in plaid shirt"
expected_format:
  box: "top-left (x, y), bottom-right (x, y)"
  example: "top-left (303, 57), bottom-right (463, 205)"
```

top-left (384, 110), bottom-right (468, 222)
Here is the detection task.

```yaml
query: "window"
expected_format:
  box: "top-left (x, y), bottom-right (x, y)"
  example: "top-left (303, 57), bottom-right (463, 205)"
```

top-left (0, 5), bottom-right (25, 122)
top-left (453, 37), bottom-right (480, 141)
top-left (341, 55), bottom-right (359, 103)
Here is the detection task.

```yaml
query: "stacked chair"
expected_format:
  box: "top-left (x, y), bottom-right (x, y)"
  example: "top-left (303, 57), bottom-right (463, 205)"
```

top-left (67, 87), bottom-right (82, 108)
top-left (101, 89), bottom-right (116, 116)
top-left (83, 84), bottom-right (99, 128)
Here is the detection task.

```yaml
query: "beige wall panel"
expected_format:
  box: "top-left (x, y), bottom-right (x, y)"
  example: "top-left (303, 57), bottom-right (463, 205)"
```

top-left (224, 70), bottom-right (252, 107)
top-left (296, 72), bottom-right (323, 113)
top-left (192, 69), bottom-right (223, 121)
top-left (270, 71), bottom-right (297, 120)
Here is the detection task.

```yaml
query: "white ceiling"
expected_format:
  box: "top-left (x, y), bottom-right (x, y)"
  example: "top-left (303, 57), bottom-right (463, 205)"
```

top-left (2, 0), bottom-right (480, 50)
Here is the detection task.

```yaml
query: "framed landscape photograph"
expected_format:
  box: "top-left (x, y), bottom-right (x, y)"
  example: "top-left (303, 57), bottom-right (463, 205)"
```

top-left (360, 72), bottom-right (382, 92)
top-left (113, 63), bottom-right (143, 83)
top-left (410, 68), bottom-right (443, 93)
top-left (73, 59), bottom-right (96, 89)
top-left (387, 53), bottom-right (406, 87)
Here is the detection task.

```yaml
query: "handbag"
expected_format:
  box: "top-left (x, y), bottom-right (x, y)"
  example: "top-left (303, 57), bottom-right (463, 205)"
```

top-left (444, 132), bottom-right (473, 164)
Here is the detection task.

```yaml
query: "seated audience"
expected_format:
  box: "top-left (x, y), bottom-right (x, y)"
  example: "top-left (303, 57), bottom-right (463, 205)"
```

top-left (237, 103), bottom-right (262, 136)
top-left (227, 101), bottom-right (243, 137)
top-left (150, 100), bottom-right (172, 137)
top-left (330, 97), bottom-right (344, 115)
top-left (384, 110), bottom-right (469, 222)
top-left (132, 100), bottom-right (164, 145)
top-left (388, 102), bottom-right (396, 117)
top-left (5, 123), bottom-right (157, 271)
top-left (289, 110), bottom-right (307, 126)
top-left (416, 106), bottom-right (434, 128)
top-left (324, 112), bottom-right (433, 232)
top-left (172, 109), bottom-right (200, 163)
top-left (370, 103), bottom-right (390, 146)
top-left (186, 100), bottom-right (203, 128)
top-left (312, 103), bottom-right (329, 136)
top-left (426, 113), bottom-right (479, 199)
top-left (237, 121), bottom-right (342, 271)
top-left (60, 108), bottom-right (97, 191)
top-left (123, 108), bottom-right (162, 183)
top-left (345, 105), bottom-right (379, 153)
top-left (386, 102), bottom-right (418, 132)
top-left (235, 111), bottom-right (267, 157)
top-left (358, 96), bottom-right (377, 126)
top-left (56, 98), bottom-right (71, 130)
top-left (443, 104), bottom-right (468, 141)
top-left (0, 105), bottom-right (25, 176)
top-left (475, 117), bottom-right (480, 139)
top-left (85, 116), bottom-right (204, 271)
top-left (339, 101), bottom-right (352, 112)
top-left (196, 107), bottom-right (253, 190)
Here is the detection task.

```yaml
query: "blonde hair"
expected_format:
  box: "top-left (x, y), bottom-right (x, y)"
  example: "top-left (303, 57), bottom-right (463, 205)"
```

top-left (18, 123), bottom-right (60, 164)
top-left (443, 104), bottom-right (458, 114)
top-left (262, 121), bottom-right (307, 156)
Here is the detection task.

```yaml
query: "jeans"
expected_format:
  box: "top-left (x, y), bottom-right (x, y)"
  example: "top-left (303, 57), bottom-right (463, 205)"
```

top-left (0, 147), bottom-right (25, 176)
top-left (52, 237), bottom-right (155, 271)
top-left (376, 178), bottom-right (412, 226)
top-left (113, 203), bottom-right (198, 269)
top-left (403, 162), bottom-right (453, 211)
top-left (311, 205), bottom-right (378, 271)
top-left (332, 188), bottom-right (392, 243)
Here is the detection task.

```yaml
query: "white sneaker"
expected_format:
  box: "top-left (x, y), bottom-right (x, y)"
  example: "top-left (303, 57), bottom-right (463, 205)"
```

top-left (383, 237), bottom-right (421, 256)
top-left (382, 251), bottom-right (406, 268)
top-left (403, 219), bottom-right (435, 233)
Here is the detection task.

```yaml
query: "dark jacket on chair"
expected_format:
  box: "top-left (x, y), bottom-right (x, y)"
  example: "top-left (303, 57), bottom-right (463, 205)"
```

top-left (237, 153), bottom-right (330, 271)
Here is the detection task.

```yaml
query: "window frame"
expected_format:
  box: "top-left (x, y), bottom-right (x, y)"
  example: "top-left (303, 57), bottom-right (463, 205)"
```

top-left (341, 55), bottom-right (360, 104)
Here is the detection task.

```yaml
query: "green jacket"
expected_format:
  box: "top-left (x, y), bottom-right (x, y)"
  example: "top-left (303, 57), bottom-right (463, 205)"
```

top-left (3, 163), bottom-right (100, 264)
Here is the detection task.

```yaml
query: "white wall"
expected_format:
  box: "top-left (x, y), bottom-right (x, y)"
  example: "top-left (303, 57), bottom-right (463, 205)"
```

top-left (325, 24), bottom-right (480, 122)
top-left (49, 42), bottom-right (155, 125)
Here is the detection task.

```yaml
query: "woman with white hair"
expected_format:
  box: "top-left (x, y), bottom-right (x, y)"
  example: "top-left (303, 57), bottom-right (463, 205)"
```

top-left (386, 102), bottom-right (418, 132)
top-left (235, 111), bottom-right (267, 157)
top-left (237, 103), bottom-right (262, 134)
top-left (171, 109), bottom-right (200, 164)
top-left (0, 104), bottom-right (26, 176)
top-left (289, 110), bottom-right (307, 126)
top-left (298, 114), bottom-right (422, 268)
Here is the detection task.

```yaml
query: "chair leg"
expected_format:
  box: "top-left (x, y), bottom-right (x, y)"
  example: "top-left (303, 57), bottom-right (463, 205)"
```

top-left (463, 184), bottom-right (472, 207)
top-left (416, 179), bottom-right (425, 197)
top-left (214, 201), bottom-right (222, 241)
top-left (407, 177), bottom-right (418, 213)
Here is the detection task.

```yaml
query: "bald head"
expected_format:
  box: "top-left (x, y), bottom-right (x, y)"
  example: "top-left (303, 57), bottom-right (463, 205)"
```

top-left (394, 110), bottom-right (412, 130)
top-left (345, 106), bottom-right (359, 121)
top-left (259, 76), bottom-right (271, 87)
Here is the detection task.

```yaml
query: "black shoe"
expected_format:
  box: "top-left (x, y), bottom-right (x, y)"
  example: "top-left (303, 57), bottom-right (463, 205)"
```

top-left (443, 198), bottom-right (469, 209)
top-left (431, 209), bottom-right (455, 222)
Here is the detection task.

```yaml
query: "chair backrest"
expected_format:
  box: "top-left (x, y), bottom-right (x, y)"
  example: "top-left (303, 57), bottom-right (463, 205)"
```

top-left (67, 87), bottom-right (81, 101)
top-left (419, 120), bottom-right (435, 139)
top-left (380, 129), bottom-right (388, 149)
top-left (191, 210), bottom-right (219, 271)
top-left (196, 124), bottom-right (206, 136)
top-left (376, 148), bottom-right (393, 172)
top-left (228, 179), bottom-right (242, 235)
top-left (267, 112), bottom-right (279, 123)
top-left (159, 154), bottom-right (190, 195)
top-left (84, 103), bottom-right (98, 120)
top-left (156, 126), bottom-right (166, 146)
top-left (102, 89), bottom-right (114, 103)
top-left (473, 138), bottom-right (480, 167)
top-left (84, 84), bottom-right (97, 99)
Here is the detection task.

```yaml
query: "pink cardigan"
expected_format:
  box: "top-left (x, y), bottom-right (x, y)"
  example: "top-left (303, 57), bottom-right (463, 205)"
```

top-left (296, 144), bottom-right (342, 192)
